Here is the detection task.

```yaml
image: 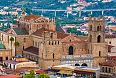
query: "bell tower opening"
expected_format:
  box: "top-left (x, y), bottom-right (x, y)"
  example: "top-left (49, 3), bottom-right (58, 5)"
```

top-left (90, 35), bottom-right (92, 42)
top-left (90, 25), bottom-right (92, 31)
top-left (97, 35), bottom-right (101, 43)
top-left (97, 26), bottom-right (99, 31)
top-left (69, 46), bottom-right (73, 55)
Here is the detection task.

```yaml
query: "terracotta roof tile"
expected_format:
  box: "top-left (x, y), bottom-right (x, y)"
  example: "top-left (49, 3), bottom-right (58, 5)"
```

top-left (100, 60), bottom-right (116, 66)
top-left (3, 28), bottom-right (10, 32)
top-left (23, 46), bottom-right (39, 55)
top-left (108, 45), bottom-right (114, 49)
top-left (33, 27), bottom-right (69, 39)
top-left (57, 32), bottom-right (69, 39)
top-left (33, 27), bottom-right (55, 36)
top-left (24, 14), bottom-right (41, 20)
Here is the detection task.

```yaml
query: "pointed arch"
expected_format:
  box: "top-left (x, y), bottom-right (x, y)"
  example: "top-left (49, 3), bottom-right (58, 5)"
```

top-left (90, 25), bottom-right (92, 31)
top-left (69, 46), bottom-right (73, 55)
top-left (97, 26), bottom-right (99, 31)
top-left (100, 26), bottom-right (101, 31)
top-left (75, 63), bottom-right (80, 66)
top-left (90, 35), bottom-right (92, 42)
top-left (97, 35), bottom-right (101, 43)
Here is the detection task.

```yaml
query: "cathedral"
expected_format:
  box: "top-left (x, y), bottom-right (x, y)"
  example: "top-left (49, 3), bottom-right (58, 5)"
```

top-left (0, 12), bottom-right (108, 69)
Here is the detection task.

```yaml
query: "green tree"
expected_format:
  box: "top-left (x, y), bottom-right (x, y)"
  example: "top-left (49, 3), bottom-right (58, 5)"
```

top-left (38, 74), bottom-right (50, 78)
top-left (10, 37), bottom-right (14, 57)
top-left (25, 70), bottom-right (35, 78)
top-left (14, 41), bottom-right (20, 56)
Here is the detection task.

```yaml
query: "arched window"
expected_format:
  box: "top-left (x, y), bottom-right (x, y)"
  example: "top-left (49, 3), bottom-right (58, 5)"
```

top-left (103, 67), bottom-right (104, 72)
top-left (90, 25), bottom-right (92, 31)
top-left (8, 36), bottom-right (9, 43)
top-left (100, 26), bottom-right (101, 31)
top-left (52, 42), bottom-right (53, 45)
top-left (109, 68), bottom-right (111, 73)
top-left (106, 67), bottom-right (107, 72)
top-left (97, 26), bottom-right (99, 31)
top-left (99, 51), bottom-right (101, 56)
top-left (69, 46), bottom-right (73, 55)
top-left (58, 41), bottom-right (59, 45)
top-left (81, 63), bottom-right (87, 67)
top-left (24, 38), bottom-right (26, 42)
top-left (75, 63), bottom-right (80, 66)
top-left (53, 53), bottom-right (54, 59)
top-left (50, 33), bottom-right (53, 39)
top-left (97, 35), bottom-right (101, 43)
top-left (90, 35), bottom-right (92, 42)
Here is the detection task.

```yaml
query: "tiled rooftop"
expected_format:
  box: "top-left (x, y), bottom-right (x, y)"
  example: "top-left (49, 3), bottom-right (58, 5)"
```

top-left (13, 27), bottom-right (29, 35)
top-left (23, 46), bottom-right (39, 55)
top-left (24, 14), bottom-right (41, 20)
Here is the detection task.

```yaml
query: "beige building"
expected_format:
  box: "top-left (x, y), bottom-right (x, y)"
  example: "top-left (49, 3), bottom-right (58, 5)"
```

top-left (3, 55), bottom-right (37, 69)
top-left (100, 56), bottom-right (116, 78)
top-left (0, 41), bottom-right (11, 62)
top-left (0, 13), bottom-right (108, 69)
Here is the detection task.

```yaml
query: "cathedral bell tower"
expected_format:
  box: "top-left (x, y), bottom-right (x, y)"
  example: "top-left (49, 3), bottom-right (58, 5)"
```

top-left (88, 16), bottom-right (108, 67)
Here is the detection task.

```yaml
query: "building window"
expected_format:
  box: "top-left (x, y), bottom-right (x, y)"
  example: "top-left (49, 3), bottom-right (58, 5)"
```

top-left (90, 35), bottom-right (92, 42)
top-left (50, 33), bottom-right (53, 39)
top-left (106, 67), bottom-right (107, 72)
top-left (97, 35), bottom-right (101, 43)
top-left (8, 36), bottom-right (9, 43)
top-left (102, 67), bottom-right (104, 72)
top-left (6, 57), bottom-right (8, 60)
top-left (58, 41), bottom-right (59, 45)
top-left (0, 57), bottom-right (3, 61)
top-left (109, 41), bottom-right (111, 44)
top-left (90, 25), bottom-right (92, 31)
top-left (23, 46), bottom-right (24, 50)
top-left (33, 41), bottom-right (34, 46)
top-left (99, 51), bottom-right (101, 56)
top-left (52, 42), bottom-right (53, 45)
top-left (53, 53), bottom-right (54, 59)
top-left (100, 26), bottom-right (101, 31)
top-left (97, 26), bottom-right (99, 31)
top-left (109, 68), bottom-right (111, 73)
top-left (24, 38), bottom-right (26, 42)
top-left (69, 46), bottom-right (73, 55)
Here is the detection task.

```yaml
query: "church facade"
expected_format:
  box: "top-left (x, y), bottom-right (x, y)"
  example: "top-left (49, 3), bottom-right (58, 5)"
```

top-left (0, 13), bottom-right (108, 69)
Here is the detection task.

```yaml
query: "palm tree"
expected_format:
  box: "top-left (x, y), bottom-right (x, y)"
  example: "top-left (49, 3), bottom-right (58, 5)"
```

top-left (10, 37), bottom-right (14, 57)
top-left (14, 41), bottom-right (20, 56)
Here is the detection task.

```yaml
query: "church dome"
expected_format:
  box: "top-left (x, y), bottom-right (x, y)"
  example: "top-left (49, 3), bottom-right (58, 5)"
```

top-left (0, 44), bottom-right (5, 49)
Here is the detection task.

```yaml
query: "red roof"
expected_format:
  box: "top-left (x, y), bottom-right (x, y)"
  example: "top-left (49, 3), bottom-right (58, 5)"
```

top-left (100, 60), bottom-right (116, 67)
top-left (3, 28), bottom-right (10, 33)
top-left (108, 45), bottom-right (114, 49)
top-left (0, 74), bottom-right (20, 78)
top-left (35, 70), bottom-right (45, 74)
top-left (33, 27), bottom-right (70, 39)
top-left (24, 14), bottom-right (41, 20)
top-left (73, 70), bottom-right (95, 74)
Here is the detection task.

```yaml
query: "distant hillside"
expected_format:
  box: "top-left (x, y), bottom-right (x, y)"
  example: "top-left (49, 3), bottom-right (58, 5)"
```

top-left (85, 1), bottom-right (116, 9)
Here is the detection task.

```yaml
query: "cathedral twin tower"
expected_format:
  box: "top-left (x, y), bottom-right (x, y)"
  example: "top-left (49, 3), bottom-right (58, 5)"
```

top-left (88, 16), bottom-right (108, 67)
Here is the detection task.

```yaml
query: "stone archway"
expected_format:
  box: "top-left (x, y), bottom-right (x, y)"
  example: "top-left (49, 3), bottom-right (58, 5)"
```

top-left (97, 35), bottom-right (101, 43)
top-left (75, 63), bottom-right (80, 66)
top-left (69, 46), bottom-right (73, 55)
top-left (81, 63), bottom-right (88, 67)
